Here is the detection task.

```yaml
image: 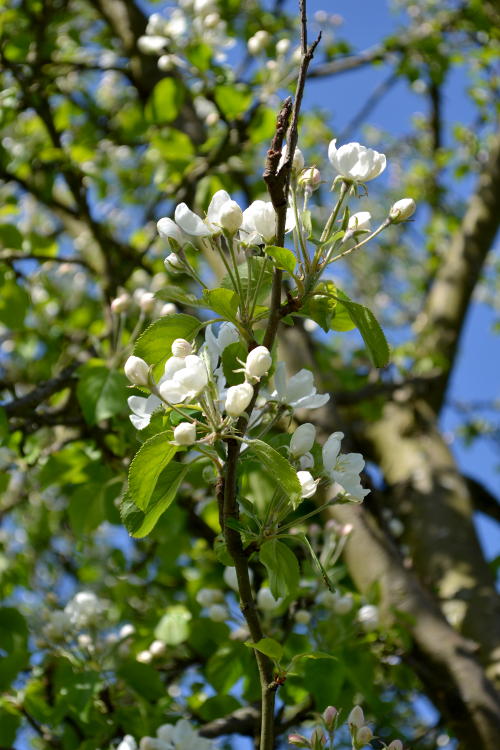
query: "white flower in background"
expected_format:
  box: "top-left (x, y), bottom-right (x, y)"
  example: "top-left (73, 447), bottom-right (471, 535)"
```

top-left (146, 12), bottom-right (168, 35)
top-left (204, 322), bottom-right (239, 368)
top-left (225, 382), bottom-right (253, 417)
top-left (159, 355), bottom-right (208, 403)
top-left (297, 470), bottom-right (318, 498)
top-left (356, 726), bottom-right (373, 744)
top-left (138, 291), bottom-right (156, 313)
top-left (111, 293), bottom-right (131, 314)
top-left (240, 200), bottom-right (295, 245)
top-left (298, 452), bottom-right (314, 470)
top-left (271, 362), bottom-right (330, 410)
top-left (44, 610), bottom-right (72, 640)
top-left (196, 588), bottom-right (224, 606)
top-left (124, 356), bottom-right (150, 386)
top-left (173, 422), bottom-right (197, 446)
top-left (290, 422), bottom-right (316, 457)
top-left (157, 217), bottom-right (189, 249)
top-left (128, 393), bottom-right (162, 430)
top-left (137, 35), bottom-right (168, 55)
top-left (328, 139), bottom-right (386, 182)
top-left (247, 29), bottom-right (269, 55)
top-left (348, 706), bottom-right (365, 729)
top-left (387, 741), bottom-right (404, 750)
top-left (164, 253), bottom-right (184, 272)
top-left (389, 198), bottom-right (416, 223)
top-left (207, 603), bottom-right (229, 622)
top-left (322, 431), bottom-right (370, 501)
top-left (257, 587), bottom-right (283, 611)
top-left (223, 565), bottom-right (254, 591)
top-left (347, 211), bottom-right (371, 233)
top-left (245, 345), bottom-right (272, 382)
top-left (294, 609), bottom-right (311, 625)
top-left (151, 719), bottom-right (216, 749)
top-left (161, 302), bottom-right (178, 316)
top-left (136, 649), bottom-right (153, 664)
top-left (149, 640), bottom-right (166, 657)
top-left (117, 736), bottom-right (138, 750)
top-left (171, 338), bottom-right (193, 358)
top-left (357, 604), bottom-right (379, 631)
top-left (333, 593), bottom-right (354, 615)
top-left (119, 623), bottom-right (135, 639)
top-left (64, 591), bottom-right (104, 629)
top-left (276, 38), bottom-right (291, 56)
top-left (278, 145), bottom-right (305, 173)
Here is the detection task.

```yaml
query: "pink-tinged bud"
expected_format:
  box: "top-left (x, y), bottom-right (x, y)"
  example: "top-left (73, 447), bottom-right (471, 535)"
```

top-left (322, 705), bottom-right (338, 730)
top-left (124, 356), bottom-right (150, 386)
top-left (298, 166), bottom-right (321, 191)
top-left (348, 706), bottom-right (365, 729)
top-left (355, 725), bottom-right (373, 745)
top-left (288, 735), bottom-right (310, 748)
top-left (387, 741), bottom-right (403, 750)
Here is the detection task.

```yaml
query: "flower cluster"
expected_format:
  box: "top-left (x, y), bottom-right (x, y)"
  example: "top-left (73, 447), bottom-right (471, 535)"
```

top-left (117, 719), bottom-right (216, 750)
top-left (288, 705), bottom-right (404, 749)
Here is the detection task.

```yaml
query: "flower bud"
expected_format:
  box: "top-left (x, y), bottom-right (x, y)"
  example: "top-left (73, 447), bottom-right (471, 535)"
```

top-left (348, 211), bottom-right (371, 232)
top-left (164, 253), bottom-right (184, 272)
top-left (160, 302), bottom-right (178, 316)
top-left (297, 470), bottom-right (318, 498)
top-left (149, 639), bottom-right (166, 657)
top-left (298, 166), bottom-right (321, 191)
top-left (276, 38), bottom-right (291, 56)
top-left (294, 609), bottom-right (311, 625)
top-left (207, 604), bottom-right (229, 622)
top-left (124, 356), bottom-right (150, 386)
top-left (138, 291), bottom-right (156, 313)
top-left (310, 728), bottom-right (326, 750)
top-left (247, 30), bottom-right (269, 55)
top-left (245, 346), bottom-right (272, 381)
top-left (348, 706), bottom-right (365, 729)
top-left (111, 293), bottom-right (131, 313)
top-left (196, 588), bottom-right (224, 606)
top-left (278, 146), bottom-right (305, 173)
top-left (256, 587), bottom-right (282, 611)
top-left (204, 12), bottom-right (220, 28)
top-left (357, 604), bottom-right (379, 631)
top-left (290, 423), bottom-right (316, 457)
top-left (136, 649), bottom-right (153, 663)
top-left (225, 382), bottom-right (254, 417)
top-left (158, 54), bottom-right (174, 72)
top-left (219, 200), bottom-right (243, 233)
top-left (288, 735), bottom-right (311, 748)
top-left (389, 198), bottom-right (416, 223)
top-left (173, 422), bottom-right (196, 446)
top-left (171, 338), bottom-right (192, 358)
top-left (355, 726), bottom-right (373, 745)
top-left (387, 741), bottom-right (403, 750)
top-left (322, 705), bottom-right (338, 730)
top-left (333, 594), bottom-right (354, 615)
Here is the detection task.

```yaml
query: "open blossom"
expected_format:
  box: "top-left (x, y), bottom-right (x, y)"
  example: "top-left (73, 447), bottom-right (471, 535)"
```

top-left (205, 321), bottom-right (239, 368)
top-left (128, 393), bottom-right (161, 430)
top-left (240, 200), bottom-right (295, 245)
top-left (117, 736), bottom-right (138, 750)
top-left (172, 190), bottom-right (242, 238)
top-left (151, 719), bottom-right (216, 750)
top-left (322, 431), bottom-right (370, 501)
top-left (160, 354), bottom-right (208, 403)
top-left (157, 217), bottom-right (189, 249)
top-left (328, 139), bottom-right (386, 182)
top-left (271, 362), bottom-right (330, 410)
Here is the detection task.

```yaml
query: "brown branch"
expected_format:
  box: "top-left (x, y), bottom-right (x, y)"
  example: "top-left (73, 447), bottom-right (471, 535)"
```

top-left (465, 475), bottom-right (500, 524)
top-left (3, 363), bottom-right (79, 418)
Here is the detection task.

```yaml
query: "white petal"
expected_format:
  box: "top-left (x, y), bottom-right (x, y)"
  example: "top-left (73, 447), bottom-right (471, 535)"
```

top-left (175, 203), bottom-right (210, 237)
top-left (206, 189), bottom-right (231, 228)
top-left (294, 392), bottom-right (330, 409)
top-left (322, 432), bottom-right (343, 471)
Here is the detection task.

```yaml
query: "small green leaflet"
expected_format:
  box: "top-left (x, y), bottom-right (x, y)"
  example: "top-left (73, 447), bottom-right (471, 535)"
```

top-left (221, 341), bottom-right (247, 386)
top-left (145, 78), bottom-right (185, 124)
top-left (265, 245), bottom-right (297, 274)
top-left (134, 313), bottom-right (201, 377)
top-left (259, 539), bottom-right (300, 599)
top-left (202, 288), bottom-right (240, 325)
top-left (127, 431), bottom-right (178, 512)
top-left (76, 359), bottom-right (128, 425)
top-left (221, 257), bottom-right (273, 305)
top-left (245, 637), bottom-right (284, 662)
top-left (247, 439), bottom-right (302, 509)
top-left (155, 605), bottom-right (192, 646)
top-left (120, 461), bottom-right (188, 537)
top-left (335, 290), bottom-right (390, 367)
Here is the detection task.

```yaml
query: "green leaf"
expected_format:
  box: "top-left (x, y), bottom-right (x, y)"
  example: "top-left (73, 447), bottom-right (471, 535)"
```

top-left (335, 290), bottom-right (390, 367)
top-left (76, 360), bottom-right (128, 425)
top-left (121, 461), bottom-right (189, 537)
top-left (0, 407), bottom-right (8, 446)
top-left (221, 257), bottom-right (273, 305)
top-left (0, 608), bottom-right (28, 690)
top-left (329, 301), bottom-right (356, 332)
top-left (202, 287), bottom-right (240, 324)
top-left (145, 78), bottom-right (185, 124)
top-left (0, 703), bottom-right (21, 744)
top-left (156, 285), bottom-right (202, 307)
top-left (155, 604), bottom-right (192, 645)
top-left (259, 539), bottom-right (300, 599)
top-left (214, 84), bottom-right (252, 119)
top-left (198, 695), bottom-right (241, 721)
top-left (221, 341), bottom-right (247, 386)
top-left (246, 637), bottom-right (284, 662)
top-left (127, 431), bottom-right (178, 511)
top-left (0, 274), bottom-right (29, 330)
top-left (247, 439), bottom-right (302, 508)
top-left (117, 661), bottom-right (165, 701)
top-left (134, 313), bottom-right (201, 377)
top-left (0, 224), bottom-right (22, 249)
top-left (265, 245), bottom-right (297, 274)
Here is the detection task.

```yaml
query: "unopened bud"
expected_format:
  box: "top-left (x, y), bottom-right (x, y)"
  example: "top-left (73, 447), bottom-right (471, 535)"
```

top-left (225, 382), bottom-right (254, 417)
top-left (171, 338), bottom-right (192, 358)
top-left (348, 211), bottom-right (371, 233)
top-left (219, 200), bottom-right (243, 233)
top-left (207, 604), bottom-right (229, 622)
top-left (387, 741), bottom-right (403, 750)
top-left (124, 356), bottom-right (150, 386)
top-left (288, 735), bottom-right (310, 748)
top-left (247, 30), bottom-right (269, 55)
top-left (164, 252), bottom-right (184, 272)
top-left (276, 38), bottom-right (291, 56)
top-left (138, 291), bottom-right (156, 313)
top-left (245, 345), bottom-right (272, 381)
top-left (160, 302), bottom-right (178, 316)
top-left (355, 726), bottom-right (373, 745)
top-left (204, 12), bottom-right (220, 28)
top-left (298, 166), bottom-right (321, 191)
top-left (111, 293), bottom-right (131, 313)
top-left (290, 422), bottom-right (316, 457)
top-left (173, 422), bottom-right (196, 446)
top-left (389, 198), bottom-right (416, 223)
top-left (322, 705), bottom-right (338, 730)
top-left (348, 706), bottom-right (365, 729)
top-left (310, 728), bottom-right (326, 750)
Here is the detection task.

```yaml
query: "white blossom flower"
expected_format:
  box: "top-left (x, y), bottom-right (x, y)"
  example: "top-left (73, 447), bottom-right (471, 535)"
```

top-left (271, 362), bottom-right (330, 410)
top-left (298, 452), bottom-right (314, 470)
top-left (294, 609), bottom-right (311, 625)
top-left (328, 140), bottom-right (386, 182)
top-left (290, 422), bottom-right (316, 457)
top-left (357, 604), bottom-right (379, 631)
top-left (128, 393), bottom-right (162, 430)
top-left (247, 30), bottom-right (269, 55)
top-left (154, 718), bottom-right (217, 749)
top-left (64, 591), bottom-right (104, 629)
top-left (225, 382), bottom-right (253, 417)
top-left (297, 470), bottom-right (318, 498)
top-left (387, 741), bottom-right (404, 750)
top-left (124, 356), bottom-right (150, 386)
top-left (389, 198), bottom-right (416, 223)
top-left (157, 217), bottom-right (189, 248)
top-left (196, 588), bottom-right (224, 606)
top-left (138, 291), bottom-right (156, 313)
top-left (174, 202), bottom-right (211, 237)
top-left (173, 422), bottom-right (197, 446)
top-left (245, 345), bottom-right (272, 381)
top-left (204, 322), bottom-right (239, 369)
top-left (173, 191), bottom-right (241, 238)
top-left (322, 431), bottom-right (370, 501)
top-left (356, 726), bottom-right (373, 744)
top-left (161, 302), bottom-right (178, 316)
top-left (117, 735), bottom-right (138, 750)
top-left (136, 649), bottom-right (153, 664)
top-left (278, 146), bottom-right (305, 173)
top-left (44, 610), bottom-right (72, 640)
top-left (159, 355), bottom-right (208, 403)
top-left (207, 604), bottom-right (229, 622)
top-left (276, 38), bottom-right (291, 56)
top-left (137, 35), bottom-right (168, 55)
top-left (333, 593), bottom-right (354, 614)
top-left (149, 640), bottom-right (166, 657)
top-left (119, 624), bottom-right (135, 639)
top-left (240, 200), bottom-right (295, 245)
top-left (257, 587), bottom-right (283, 611)
top-left (348, 706), bottom-right (365, 729)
